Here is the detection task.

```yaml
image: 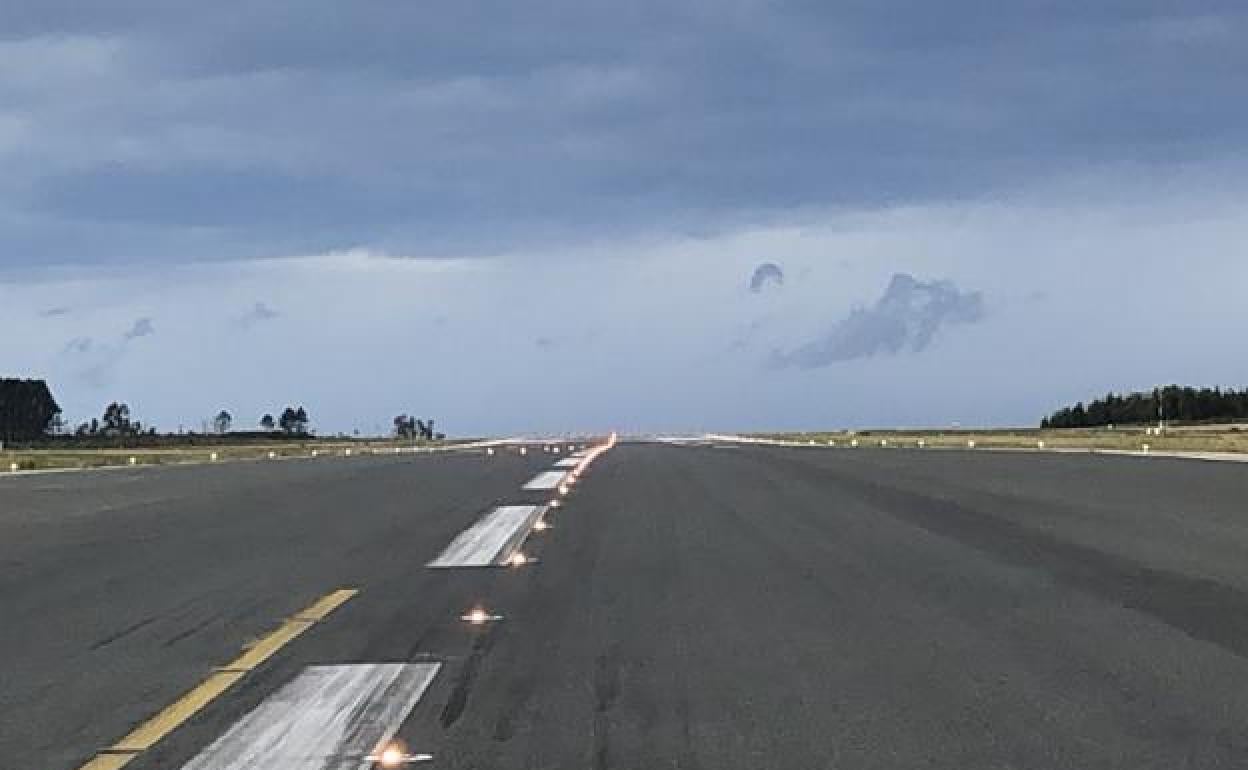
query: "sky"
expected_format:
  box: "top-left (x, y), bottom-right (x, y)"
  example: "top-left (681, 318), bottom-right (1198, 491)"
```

top-left (3, 2), bottom-right (1247, 435)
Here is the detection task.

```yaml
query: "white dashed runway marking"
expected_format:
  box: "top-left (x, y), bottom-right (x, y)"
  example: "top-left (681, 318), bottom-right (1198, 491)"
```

top-left (179, 663), bottom-right (440, 770)
top-left (427, 504), bottom-right (547, 568)
top-left (553, 457), bottom-right (581, 468)
top-left (522, 470), bottom-right (567, 490)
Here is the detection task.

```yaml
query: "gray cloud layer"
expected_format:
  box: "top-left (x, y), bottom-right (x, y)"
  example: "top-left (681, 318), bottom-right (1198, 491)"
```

top-left (772, 273), bottom-right (984, 368)
top-left (2, 3), bottom-right (1246, 265)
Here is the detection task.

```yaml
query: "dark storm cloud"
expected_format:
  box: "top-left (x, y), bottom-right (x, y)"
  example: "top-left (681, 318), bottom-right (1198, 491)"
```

top-left (771, 273), bottom-right (984, 368)
top-left (2, 3), bottom-right (1246, 265)
top-left (749, 263), bottom-right (784, 293)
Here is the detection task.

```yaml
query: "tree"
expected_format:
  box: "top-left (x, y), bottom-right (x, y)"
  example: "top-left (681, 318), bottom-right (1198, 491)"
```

top-left (260, 414), bottom-right (276, 431)
top-left (1042, 385), bottom-right (1248, 428)
top-left (101, 402), bottom-right (133, 436)
top-left (213, 410), bottom-right (232, 434)
top-left (277, 406), bottom-right (309, 435)
top-left (0, 378), bottom-right (62, 443)
top-left (394, 415), bottom-right (417, 439)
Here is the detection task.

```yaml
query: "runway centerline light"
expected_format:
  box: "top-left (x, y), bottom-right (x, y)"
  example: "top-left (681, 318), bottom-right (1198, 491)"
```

top-left (461, 606), bottom-right (502, 625)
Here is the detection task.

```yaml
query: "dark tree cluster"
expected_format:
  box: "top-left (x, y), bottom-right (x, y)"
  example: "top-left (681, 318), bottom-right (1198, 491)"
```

top-left (1042, 386), bottom-right (1248, 429)
top-left (393, 415), bottom-right (440, 440)
top-left (263, 406), bottom-right (309, 435)
top-left (73, 401), bottom-right (153, 437)
top-left (0, 378), bottom-right (61, 442)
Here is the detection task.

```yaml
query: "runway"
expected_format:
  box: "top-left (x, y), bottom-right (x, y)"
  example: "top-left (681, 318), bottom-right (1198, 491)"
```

top-left (5, 441), bottom-right (1248, 769)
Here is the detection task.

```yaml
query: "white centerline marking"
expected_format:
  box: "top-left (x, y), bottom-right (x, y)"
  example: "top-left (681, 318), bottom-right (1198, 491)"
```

top-left (180, 663), bottom-right (440, 770)
top-left (427, 505), bottom-right (546, 568)
top-left (522, 470), bottom-right (567, 490)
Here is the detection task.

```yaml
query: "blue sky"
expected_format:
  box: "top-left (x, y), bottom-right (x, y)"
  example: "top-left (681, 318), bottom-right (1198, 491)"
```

top-left (3, 2), bottom-right (1246, 434)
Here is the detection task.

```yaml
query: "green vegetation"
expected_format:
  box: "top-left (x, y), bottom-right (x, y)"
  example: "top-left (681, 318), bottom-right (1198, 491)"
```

top-left (0, 376), bottom-right (456, 472)
top-left (0, 379), bottom-right (61, 443)
top-left (755, 426), bottom-right (1248, 455)
top-left (1042, 385), bottom-right (1248, 429)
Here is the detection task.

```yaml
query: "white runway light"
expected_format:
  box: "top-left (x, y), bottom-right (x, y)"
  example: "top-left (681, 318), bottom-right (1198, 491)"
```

top-left (461, 607), bottom-right (503, 625)
top-left (508, 551), bottom-right (530, 567)
top-left (533, 518), bottom-right (549, 531)
top-left (1037, 440), bottom-right (1045, 449)
top-left (268, 451), bottom-right (277, 459)
top-left (210, 452), bottom-right (218, 461)
top-left (8, 462), bottom-right (17, 472)
top-left (129, 456), bottom-right (137, 465)
top-left (558, 483), bottom-right (570, 496)
top-left (486, 447), bottom-right (495, 456)
top-left (967, 440), bottom-right (976, 449)
top-left (367, 741), bottom-right (433, 767)
top-left (519, 446), bottom-right (527, 455)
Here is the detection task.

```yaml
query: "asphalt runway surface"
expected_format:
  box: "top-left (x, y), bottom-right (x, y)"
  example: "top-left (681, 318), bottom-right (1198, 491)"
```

top-left (5, 442), bottom-right (1248, 769)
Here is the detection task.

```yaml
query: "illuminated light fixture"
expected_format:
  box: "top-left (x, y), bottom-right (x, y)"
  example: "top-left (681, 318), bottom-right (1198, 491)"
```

top-left (508, 551), bottom-right (530, 567)
top-left (366, 741), bottom-right (433, 766)
top-left (486, 447), bottom-right (495, 456)
top-left (269, 451), bottom-right (277, 459)
top-left (461, 607), bottom-right (502, 625)
top-left (558, 483), bottom-right (570, 496)
top-left (533, 518), bottom-right (549, 531)
top-left (548, 499), bottom-right (562, 508)
top-left (129, 456), bottom-right (137, 465)
top-left (210, 452), bottom-right (218, 461)
top-left (519, 447), bottom-right (528, 455)
top-left (311, 449), bottom-right (318, 457)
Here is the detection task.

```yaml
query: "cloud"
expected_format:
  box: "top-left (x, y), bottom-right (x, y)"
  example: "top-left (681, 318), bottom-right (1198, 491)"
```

top-left (1, 6), bottom-right (1246, 266)
top-left (748, 262), bottom-right (783, 293)
top-left (62, 336), bottom-right (92, 354)
top-left (122, 317), bottom-right (155, 340)
top-left (237, 301), bottom-right (279, 329)
top-left (771, 273), bottom-right (985, 368)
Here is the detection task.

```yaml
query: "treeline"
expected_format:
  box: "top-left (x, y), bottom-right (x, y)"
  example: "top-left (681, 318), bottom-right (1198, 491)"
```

top-left (0, 379), bottom-right (61, 442)
top-left (1042, 386), bottom-right (1248, 428)
top-left (393, 415), bottom-right (443, 440)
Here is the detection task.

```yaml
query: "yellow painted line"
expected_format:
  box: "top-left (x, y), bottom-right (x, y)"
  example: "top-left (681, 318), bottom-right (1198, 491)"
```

top-left (77, 588), bottom-right (358, 768)
top-left (293, 587), bottom-right (359, 622)
top-left (110, 670), bottom-right (245, 752)
top-left (77, 753), bottom-right (137, 770)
